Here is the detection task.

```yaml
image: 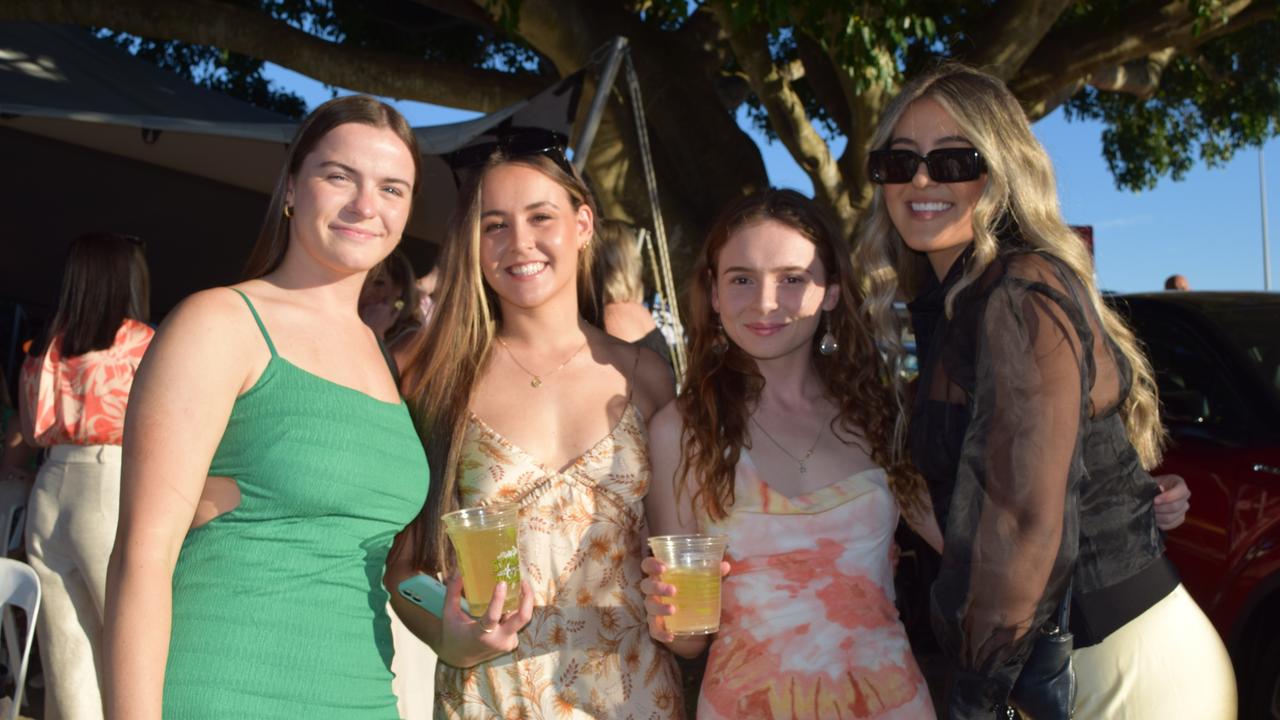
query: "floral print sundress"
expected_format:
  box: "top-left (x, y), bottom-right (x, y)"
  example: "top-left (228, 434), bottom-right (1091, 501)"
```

top-left (435, 401), bottom-right (684, 720)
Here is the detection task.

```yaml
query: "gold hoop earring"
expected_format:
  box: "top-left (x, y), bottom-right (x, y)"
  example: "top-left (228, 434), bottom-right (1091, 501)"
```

top-left (283, 204), bottom-right (293, 219)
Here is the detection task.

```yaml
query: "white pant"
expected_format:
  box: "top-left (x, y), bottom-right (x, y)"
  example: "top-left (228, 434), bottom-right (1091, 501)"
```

top-left (25, 444), bottom-right (121, 720)
top-left (1073, 583), bottom-right (1236, 719)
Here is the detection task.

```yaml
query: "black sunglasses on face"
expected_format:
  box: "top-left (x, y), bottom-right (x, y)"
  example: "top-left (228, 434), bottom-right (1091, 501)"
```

top-left (867, 147), bottom-right (987, 184)
top-left (446, 129), bottom-right (576, 182)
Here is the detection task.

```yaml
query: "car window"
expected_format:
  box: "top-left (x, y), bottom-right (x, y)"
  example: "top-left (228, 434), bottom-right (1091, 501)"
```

top-left (1199, 306), bottom-right (1280, 406)
top-left (1131, 312), bottom-right (1243, 428)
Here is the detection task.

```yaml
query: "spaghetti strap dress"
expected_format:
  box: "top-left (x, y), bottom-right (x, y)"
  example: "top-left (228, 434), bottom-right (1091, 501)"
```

top-left (162, 289), bottom-right (430, 719)
top-left (434, 353), bottom-right (684, 719)
top-left (696, 452), bottom-right (935, 719)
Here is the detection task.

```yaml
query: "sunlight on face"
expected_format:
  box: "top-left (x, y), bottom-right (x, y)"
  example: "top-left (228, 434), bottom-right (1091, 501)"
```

top-left (286, 122), bottom-right (416, 277)
top-left (477, 163), bottom-right (592, 311)
top-left (883, 98), bottom-right (987, 279)
top-left (712, 219), bottom-right (838, 361)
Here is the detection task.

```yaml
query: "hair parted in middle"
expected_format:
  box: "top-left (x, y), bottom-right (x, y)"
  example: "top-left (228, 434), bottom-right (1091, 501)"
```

top-left (853, 62), bottom-right (1165, 469)
top-left (396, 151), bottom-right (599, 575)
top-left (677, 188), bottom-right (927, 524)
top-left (243, 94), bottom-right (423, 280)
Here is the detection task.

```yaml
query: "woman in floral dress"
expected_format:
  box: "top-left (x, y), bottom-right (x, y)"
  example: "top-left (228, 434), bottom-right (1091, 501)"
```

top-left (387, 132), bottom-right (683, 719)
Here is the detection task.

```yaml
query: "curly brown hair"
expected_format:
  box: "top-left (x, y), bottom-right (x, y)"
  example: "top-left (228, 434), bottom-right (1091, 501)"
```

top-left (677, 189), bottom-right (926, 522)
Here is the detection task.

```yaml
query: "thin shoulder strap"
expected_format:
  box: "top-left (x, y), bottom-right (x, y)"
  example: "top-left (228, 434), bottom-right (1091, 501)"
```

top-left (229, 288), bottom-right (278, 358)
top-left (375, 336), bottom-right (401, 386)
top-left (626, 346), bottom-right (642, 403)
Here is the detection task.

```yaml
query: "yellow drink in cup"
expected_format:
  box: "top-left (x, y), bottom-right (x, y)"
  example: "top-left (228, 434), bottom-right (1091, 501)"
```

top-left (442, 504), bottom-right (521, 616)
top-left (648, 535), bottom-right (729, 637)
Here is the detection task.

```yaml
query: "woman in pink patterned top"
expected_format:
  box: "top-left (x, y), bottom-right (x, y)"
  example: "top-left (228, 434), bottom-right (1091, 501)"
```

top-left (643, 190), bottom-right (940, 719)
top-left (20, 232), bottom-right (152, 719)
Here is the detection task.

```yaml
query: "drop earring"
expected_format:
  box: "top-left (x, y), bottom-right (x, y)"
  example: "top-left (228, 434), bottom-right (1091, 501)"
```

top-left (283, 204), bottom-right (293, 219)
top-left (818, 313), bottom-right (838, 356)
top-left (712, 318), bottom-right (729, 355)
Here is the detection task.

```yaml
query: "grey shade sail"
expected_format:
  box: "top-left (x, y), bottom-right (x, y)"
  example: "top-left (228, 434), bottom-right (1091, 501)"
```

top-left (1, 22), bottom-right (581, 316)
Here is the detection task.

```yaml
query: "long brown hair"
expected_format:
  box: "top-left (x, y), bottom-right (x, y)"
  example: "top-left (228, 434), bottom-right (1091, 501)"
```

top-left (678, 189), bottom-right (927, 522)
top-left (40, 233), bottom-right (150, 358)
top-left (396, 153), bottom-right (599, 574)
top-left (854, 64), bottom-right (1166, 468)
top-left (243, 95), bottom-right (423, 280)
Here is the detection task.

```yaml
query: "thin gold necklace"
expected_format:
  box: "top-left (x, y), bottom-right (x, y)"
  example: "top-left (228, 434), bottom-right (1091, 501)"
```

top-left (496, 336), bottom-right (589, 388)
top-left (750, 414), bottom-right (828, 477)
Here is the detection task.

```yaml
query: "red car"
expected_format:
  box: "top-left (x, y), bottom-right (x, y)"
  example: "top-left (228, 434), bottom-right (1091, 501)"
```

top-left (1113, 291), bottom-right (1280, 719)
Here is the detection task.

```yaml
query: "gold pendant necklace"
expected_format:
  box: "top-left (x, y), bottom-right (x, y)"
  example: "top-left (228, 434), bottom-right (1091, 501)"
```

top-left (750, 414), bottom-right (827, 477)
top-left (497, 336), bottom-right (589, 388)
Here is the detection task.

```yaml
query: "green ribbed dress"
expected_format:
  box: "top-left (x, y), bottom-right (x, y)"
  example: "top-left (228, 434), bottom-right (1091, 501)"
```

top-left (163, 290), bottom-right (429, 719)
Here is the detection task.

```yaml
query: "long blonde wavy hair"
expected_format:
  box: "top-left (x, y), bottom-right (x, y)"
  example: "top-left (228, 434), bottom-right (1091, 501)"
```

top-left (396, 153), bottom-right (599, 574)
top-left (854, 63), bottom-right (1165, 469)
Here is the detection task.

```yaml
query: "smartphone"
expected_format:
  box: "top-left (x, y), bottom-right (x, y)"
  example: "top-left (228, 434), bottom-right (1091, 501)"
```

top-left (397, 573), bottom-right (471, 618)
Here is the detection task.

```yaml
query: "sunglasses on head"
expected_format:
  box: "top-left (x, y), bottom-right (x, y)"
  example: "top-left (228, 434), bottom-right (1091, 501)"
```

top-left (867, 147), bottom-right (987, 184)
top-left (446, 128), bottom-right (575, 182)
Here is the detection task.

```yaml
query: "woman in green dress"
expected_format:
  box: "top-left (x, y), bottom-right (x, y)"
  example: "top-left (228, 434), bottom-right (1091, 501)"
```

top-left (104, 96), bottom-right (430, 719)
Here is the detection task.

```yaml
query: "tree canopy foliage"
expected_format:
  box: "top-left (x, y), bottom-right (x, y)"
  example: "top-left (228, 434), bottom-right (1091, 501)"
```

top-left (6, 0), bottom-right (1278, 254)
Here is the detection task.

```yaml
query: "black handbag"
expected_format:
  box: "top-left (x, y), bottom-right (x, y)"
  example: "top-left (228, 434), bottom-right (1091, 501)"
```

top-left (1006, 584), bottom-right (1075, 719)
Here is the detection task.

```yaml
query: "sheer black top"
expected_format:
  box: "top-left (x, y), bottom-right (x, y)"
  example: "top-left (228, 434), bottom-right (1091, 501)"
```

top-left (908, 246), bottom-right (1169, 717)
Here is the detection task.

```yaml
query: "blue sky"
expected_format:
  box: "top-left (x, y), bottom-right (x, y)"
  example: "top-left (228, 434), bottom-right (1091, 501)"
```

top-left (266, 65), bottom-right (1278, 294)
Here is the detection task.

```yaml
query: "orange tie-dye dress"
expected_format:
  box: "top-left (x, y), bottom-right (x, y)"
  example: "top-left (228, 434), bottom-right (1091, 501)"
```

top-left (435, 403), bottom-right (684, 720)
top-left (697, 452), bottom-right (935, 720)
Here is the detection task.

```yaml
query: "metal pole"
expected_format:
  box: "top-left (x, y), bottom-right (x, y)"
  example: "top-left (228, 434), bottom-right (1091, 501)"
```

top-left (572, 36), bottom-right (629, 173)
top-left (1262, 148), bottom-right (1272, 290)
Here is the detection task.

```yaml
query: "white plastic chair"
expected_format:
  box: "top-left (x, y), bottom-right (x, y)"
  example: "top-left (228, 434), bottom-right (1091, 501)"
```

top-left (0, 559), bottom-right (39, 720)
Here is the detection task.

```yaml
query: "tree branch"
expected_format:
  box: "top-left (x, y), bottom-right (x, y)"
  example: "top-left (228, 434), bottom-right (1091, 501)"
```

top-left (710, 1), bottom-right (853, 232)
top-left (1013, 0), bottom-right (1278, 118)
top-left (0, 0), bottom-right (544, 112)
top-left (1090, 46), bottom-right (1178, 98)
top-left (965, 0), bottom-right (1073, 80)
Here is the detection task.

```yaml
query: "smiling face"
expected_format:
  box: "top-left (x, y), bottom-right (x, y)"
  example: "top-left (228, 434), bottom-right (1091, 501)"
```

top-left (711, 219), bottom-right (839, 361)
top-left (285, 122), bottom-right (416, 278)
top-left (477, 162), bottom-right (593, 311)
top-left (884, 98), bottom-right (987, 279)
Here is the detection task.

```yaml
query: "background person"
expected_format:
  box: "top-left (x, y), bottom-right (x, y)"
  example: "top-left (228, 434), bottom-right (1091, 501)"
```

top-left (387, 136), bottom-right (680, 719)
top-left (359, 247), bottom-right (425, 358)
top-left (1164, 273), bottom-right (1190, 290)
top-left (593, 218), bottom-right (671, 369)
top-left (104, 96), bottom-right (430, 719)
top-left (855, 63), bottom-right (1227, 719)
top-left (20, 232), bottom-right (152, 720)
top-left (643, 189), bottom-right (937, 718)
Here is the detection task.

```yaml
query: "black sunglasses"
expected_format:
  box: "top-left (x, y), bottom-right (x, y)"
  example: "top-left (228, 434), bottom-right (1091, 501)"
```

top-left (867, 148), bottom-right (987, 184)
top-left (446, 128), bottom-right (575, 183)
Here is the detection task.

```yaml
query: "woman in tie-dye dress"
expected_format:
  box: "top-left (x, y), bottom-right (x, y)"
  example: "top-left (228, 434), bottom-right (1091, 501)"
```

top-left (643, 189), bottom-right (938, 719)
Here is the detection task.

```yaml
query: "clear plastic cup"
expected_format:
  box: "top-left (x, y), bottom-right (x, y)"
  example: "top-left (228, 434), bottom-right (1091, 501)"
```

top-left (647, 534), bottom-right (729, 636)
top-left (441, 503), bottom-right (521, 616)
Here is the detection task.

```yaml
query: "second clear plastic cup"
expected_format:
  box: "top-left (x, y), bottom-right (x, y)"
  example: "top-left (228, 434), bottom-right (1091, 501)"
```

top-left (441, 503), bottom-right (521, 616)
top-left (647, 534), bottom-right (728, 636)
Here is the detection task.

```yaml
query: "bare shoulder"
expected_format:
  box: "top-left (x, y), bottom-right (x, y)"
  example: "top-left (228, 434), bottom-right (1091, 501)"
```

top-left (603, 302), bottom-right (657, 343)
top-left (157, 287), bottom-right (257, 342)
top-left (647, 398), bottom-right (684, 452)
top-left (631, 345), bottom-right (676, 420)
top-left (142, 286), bottom-right (265, 387)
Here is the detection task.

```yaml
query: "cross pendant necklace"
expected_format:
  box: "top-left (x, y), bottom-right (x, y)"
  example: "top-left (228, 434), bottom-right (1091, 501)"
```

top-left (750, 414), bottom-right (827, 478)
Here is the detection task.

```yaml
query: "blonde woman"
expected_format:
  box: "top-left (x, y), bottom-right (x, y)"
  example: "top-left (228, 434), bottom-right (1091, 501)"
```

top-left (386, 132), bottom-right (682, 718)
top-left (854, 63), bottom-right (1230, 719)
